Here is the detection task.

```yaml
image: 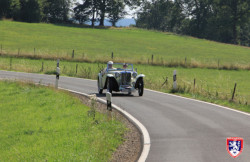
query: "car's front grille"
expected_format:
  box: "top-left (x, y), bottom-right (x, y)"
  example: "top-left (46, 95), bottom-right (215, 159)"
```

top-left (121, 72), bottom-right (131, 85)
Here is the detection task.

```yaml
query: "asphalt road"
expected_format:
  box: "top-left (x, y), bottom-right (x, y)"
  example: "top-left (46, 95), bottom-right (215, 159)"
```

top-left (1, 70), bottom-right (250, 162)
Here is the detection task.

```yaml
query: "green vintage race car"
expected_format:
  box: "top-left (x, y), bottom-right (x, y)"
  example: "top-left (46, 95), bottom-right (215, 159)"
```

top-left (97, 61), bottom-right (145, 96)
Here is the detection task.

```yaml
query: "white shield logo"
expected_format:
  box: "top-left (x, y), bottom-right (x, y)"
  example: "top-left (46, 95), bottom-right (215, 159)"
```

top-left (226, 137), bottom-right (243, 158)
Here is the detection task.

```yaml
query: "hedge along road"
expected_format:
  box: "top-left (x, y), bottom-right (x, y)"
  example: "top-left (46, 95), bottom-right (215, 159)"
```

top-left (1, 70), bottom-right (250, 162)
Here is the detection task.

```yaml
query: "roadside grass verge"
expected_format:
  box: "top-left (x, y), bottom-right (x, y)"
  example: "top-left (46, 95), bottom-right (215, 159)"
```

top-left (0, 57), bottom-right (249, 112)
top-left (0, 20), bottom-right (250, 70)
top-left (0, 81), bottom-right (126, 161)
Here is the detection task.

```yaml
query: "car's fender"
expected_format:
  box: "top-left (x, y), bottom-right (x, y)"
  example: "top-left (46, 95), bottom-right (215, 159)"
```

top-left (136, 74), bottom-right (145, 81)
top-left (135, 74), bottom-right (145, 89)
top-left (107, 74), bottom-right (114, 78)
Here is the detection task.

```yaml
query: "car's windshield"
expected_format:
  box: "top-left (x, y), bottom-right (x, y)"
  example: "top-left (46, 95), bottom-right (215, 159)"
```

top-left (107, 63), bottom-right (133, 71)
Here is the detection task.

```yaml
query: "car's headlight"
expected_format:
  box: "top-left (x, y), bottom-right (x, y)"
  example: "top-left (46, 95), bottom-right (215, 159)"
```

top-left (132, 72), bottom-right (137, 78)
top-left (115, 72), bottom-right (120, 78)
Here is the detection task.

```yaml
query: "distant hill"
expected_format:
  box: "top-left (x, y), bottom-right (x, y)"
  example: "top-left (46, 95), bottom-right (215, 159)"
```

top-left (113, 19), bottom-right (136, 27)
top-left (85, 19), bottom-right (136, 27)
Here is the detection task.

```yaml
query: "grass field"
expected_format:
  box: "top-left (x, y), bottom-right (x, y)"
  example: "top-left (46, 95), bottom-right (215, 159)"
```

top-left (0, 81), bottom-right (126, 161)
top-left (0, 57), bottom-right (249, 112)
top-left (0, 20), bottom-right (250, 69)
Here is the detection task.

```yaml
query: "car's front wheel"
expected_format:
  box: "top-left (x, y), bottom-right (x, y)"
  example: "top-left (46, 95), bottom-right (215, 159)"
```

top-left (107, 77), bottom-right (112, 94)
top-left (98, 77), bottom-right (103, 94)
top-left (138, 78), bottom-right (144, 96)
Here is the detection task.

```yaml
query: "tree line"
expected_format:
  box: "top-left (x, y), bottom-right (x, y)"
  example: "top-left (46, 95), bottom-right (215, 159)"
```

top-left (0, 0), bottom-right (141, 25)
top-left (136, 0), bottom-right (249, 46)
top-left (0, 0), bottom-right (71, 23)
top-left (0, 0), bottom-right (249, 46)
top-left (74, 0), bottom-right (127, 27)
top-left (71, 0), bottom-right (141, 26)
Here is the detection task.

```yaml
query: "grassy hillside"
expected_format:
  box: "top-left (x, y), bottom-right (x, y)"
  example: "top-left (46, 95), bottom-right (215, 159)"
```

top-left (0, 20), bottom-right (249, 68)
top-left (0, 81), bottom-right (126, 161)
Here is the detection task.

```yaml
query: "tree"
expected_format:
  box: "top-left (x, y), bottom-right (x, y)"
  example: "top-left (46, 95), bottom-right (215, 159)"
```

top-left (0, 0), bottom-right (21, 20)
top-left (180, 0), bottom-right (214, 38)
top-left (239, 18), bottom-right (250, 46)
top-left (11, 0), bottom-right (21, 20)
top-left (107, 0), bottom-right (126, 26)
top-left (43, 0), bottom-right (71, 23)
top-left (98, 0), bottom-right (108, 26)
top-left (20, 0), bottom-right (42, 22)
top-left (74, 0), bottom-right (92, 24)
top-left (97, 0), bottom-right (143, 26)
top-left (135, 1), bottom-right (152, 29)
top-left (217, 0), bottom-right (249, 44)
top-left (90, 0), bottom-right (99, 27)
top-left (73, 0), bottom-right (99, 27)
top-left (74, 0), bottom-right (131, 27)
top-left (136, 0), bottom-right (184, 32)
top-left (0, 0), bottom-right (11, 19)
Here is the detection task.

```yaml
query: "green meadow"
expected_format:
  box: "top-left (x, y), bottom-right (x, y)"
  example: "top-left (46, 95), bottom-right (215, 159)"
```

top-left (0, 57), bottom-right (249, 112)
top-left (0, 20), bottom-right (249, 69)
top-left (0, 81), bottom-right (126, 161)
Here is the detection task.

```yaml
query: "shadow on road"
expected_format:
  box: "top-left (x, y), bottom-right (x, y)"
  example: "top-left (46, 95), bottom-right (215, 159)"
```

top-left (94, 93), bottom-right (139, 98)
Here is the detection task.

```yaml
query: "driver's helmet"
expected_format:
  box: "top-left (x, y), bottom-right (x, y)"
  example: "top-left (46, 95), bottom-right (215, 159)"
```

top-left (107, 61), bottom-right (113, 69)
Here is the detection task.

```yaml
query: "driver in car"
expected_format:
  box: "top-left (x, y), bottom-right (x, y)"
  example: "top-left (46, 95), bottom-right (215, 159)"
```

top-left (103, 61), bottom-right (116, 74)
top-left (107, 61), bottom-right (115, 70)
top-left (123, 63), bottom-right (128, 69)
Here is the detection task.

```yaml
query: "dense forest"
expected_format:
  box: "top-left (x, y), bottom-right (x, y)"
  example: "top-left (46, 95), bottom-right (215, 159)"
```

top-left (136, 0), bottom-right (250, 46)
top-left (0, 0), bottom-right (249, 46)
top-left (0, 0), bottom-right (72, 23)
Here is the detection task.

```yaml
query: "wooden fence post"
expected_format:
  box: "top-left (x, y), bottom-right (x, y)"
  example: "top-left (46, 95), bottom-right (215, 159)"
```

top-left (151, 54), bottom-right (154, 64)
top-left (76, 64), bottom-right (78, 74)
top-left (173, 70), bottom-right (177, 90)
top-left (55, 59), bottom-right (60, 89)
top-left (194, 78), bottom-right (196, 89)
top-left (72, 50), bottom-right (75, 58)
top-left (41, 62), bottom-right (44, 72)
top-left (10, 58), bottom-right (12, 70)
top-left (231, 83), bottom-right (237, 101)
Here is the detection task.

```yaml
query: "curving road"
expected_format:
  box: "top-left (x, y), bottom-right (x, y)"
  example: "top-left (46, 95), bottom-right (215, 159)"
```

top-left (1, 70), bottom-right (250, 162)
